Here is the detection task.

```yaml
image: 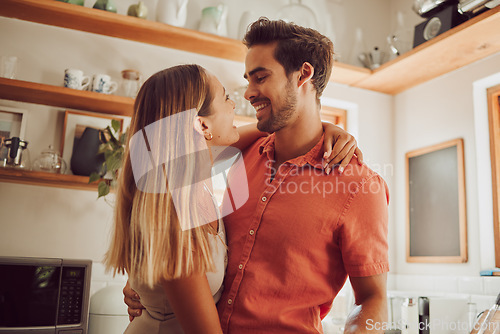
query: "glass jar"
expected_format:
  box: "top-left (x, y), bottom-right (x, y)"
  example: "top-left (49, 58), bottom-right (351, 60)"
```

top-left (121, 69), bottom-right (142, 98)
top-left (32, 145), bottom-right (67, 174)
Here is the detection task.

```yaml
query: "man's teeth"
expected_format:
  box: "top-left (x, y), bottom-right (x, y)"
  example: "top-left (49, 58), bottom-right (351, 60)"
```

top-left (255, 103), bottom-right (269, 111)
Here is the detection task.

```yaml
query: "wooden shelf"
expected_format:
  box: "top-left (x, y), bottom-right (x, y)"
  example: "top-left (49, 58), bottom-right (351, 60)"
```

top-left (1, 1), bottom-right (500, 95)
top-left (0, 78), bottom-right (134, 116)
top-left (351, 6), bottom-right (500, 94)
top-left (0, 0), bottom-right (388, 89)
top-left (0, 78), bottom-right (261, 121)
top-left (0, 168), bottom-right (100, 191)
top-left (0, 0), bottom-right (247, 63)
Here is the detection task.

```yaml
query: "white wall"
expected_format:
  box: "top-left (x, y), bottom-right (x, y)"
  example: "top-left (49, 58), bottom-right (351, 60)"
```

top-left (392, 53), bottom-right (500, 277)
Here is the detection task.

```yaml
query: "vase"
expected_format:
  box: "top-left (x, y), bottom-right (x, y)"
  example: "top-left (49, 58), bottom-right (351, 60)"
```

top-left (93, 0), bottom-right (117, 13)
top-left (198, 4), bottom-right (228, 37)
top-left (70, 127), bottom-right (105, 176)
top-left (127, 1), bottom-right (148, 19)
top-left (156, 0), bottom-right (188, 27)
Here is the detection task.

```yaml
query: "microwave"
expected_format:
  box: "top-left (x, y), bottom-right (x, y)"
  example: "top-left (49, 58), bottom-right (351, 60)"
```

top-left (0, 256), bottom-right (92, 334)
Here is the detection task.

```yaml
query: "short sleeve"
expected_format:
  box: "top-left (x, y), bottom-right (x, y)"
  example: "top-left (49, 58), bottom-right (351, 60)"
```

top-left (339, 174), bottom-right (390, 277)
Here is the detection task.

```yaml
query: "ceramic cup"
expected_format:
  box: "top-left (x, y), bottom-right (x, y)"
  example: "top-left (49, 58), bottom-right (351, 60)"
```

top-left (64, 68), bottom-right (90, 90)
top-left (91, 74), bottom-right (118, 94)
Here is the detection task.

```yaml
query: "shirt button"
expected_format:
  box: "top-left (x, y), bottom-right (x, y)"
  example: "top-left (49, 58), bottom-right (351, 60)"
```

top-left (249, 230), bottom-right (255, 235)
top-left (228, 299), bottom-right (233, 305)
top-left (238, 264), bottom-right (243, 269)
top-left (261, 196), bottom-right (267, 202)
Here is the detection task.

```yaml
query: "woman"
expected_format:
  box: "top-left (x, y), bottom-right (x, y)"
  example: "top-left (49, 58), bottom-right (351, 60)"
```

top-left (104, 64), bottom-right (361, 334)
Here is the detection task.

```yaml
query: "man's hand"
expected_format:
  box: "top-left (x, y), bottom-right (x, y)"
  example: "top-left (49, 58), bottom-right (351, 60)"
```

top-left (344, 273), bottom-right (388, 334)
top-left (123, 280), bottom-right (145, 322)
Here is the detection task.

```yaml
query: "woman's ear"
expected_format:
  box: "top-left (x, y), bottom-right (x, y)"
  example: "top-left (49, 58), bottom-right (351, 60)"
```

top-left (193, 116), bottom-right (210, 135)
top-left (193, 116), bottom-right (205, 135)
top-left (298, 62), bottom-right (314, 88)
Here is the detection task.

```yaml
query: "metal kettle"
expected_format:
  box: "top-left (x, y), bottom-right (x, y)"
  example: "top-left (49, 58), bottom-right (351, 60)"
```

top-left (2, 137), bottom-right (30, 168)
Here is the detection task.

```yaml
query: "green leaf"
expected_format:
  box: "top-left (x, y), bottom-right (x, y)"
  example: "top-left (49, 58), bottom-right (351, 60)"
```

top-left (120, 132), bottom-right (127, 145)
top-left (111, 119), bottom-right (121, 133)
top-left (104, 149), bottom-right (114, 160)
top-left (89, 172), bottom-right (101, 183)
top-left (106, 154), bottom-right (122, 172)
top-left (106, 125), bottom-right (120, 146)
top-left (97, 181), bottom-right (110, 198)
top-left (98, 143), bottom-right (111, 155)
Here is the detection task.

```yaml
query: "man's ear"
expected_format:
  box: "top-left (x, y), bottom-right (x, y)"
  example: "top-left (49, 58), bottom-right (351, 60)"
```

top-left (298, 62), bottom-right (314, 88)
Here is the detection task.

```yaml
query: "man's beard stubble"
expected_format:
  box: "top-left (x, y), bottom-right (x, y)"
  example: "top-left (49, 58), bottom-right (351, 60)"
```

top-left (257, 79), bottom-right (297, 133)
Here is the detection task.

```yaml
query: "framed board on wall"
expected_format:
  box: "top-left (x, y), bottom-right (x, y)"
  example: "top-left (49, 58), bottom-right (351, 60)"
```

top-left (406, 138), bottom-right (468, 263)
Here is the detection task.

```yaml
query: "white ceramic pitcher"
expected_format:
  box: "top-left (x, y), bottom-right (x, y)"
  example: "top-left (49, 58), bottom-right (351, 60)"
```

top-left (156, 0), bottom-right (188, 27)
top-left (199, 4), bottom-right (228, 37)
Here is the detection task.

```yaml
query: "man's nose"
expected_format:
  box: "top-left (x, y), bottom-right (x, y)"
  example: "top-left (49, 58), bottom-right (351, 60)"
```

top-left (244, 84), bottom-right (257, 101)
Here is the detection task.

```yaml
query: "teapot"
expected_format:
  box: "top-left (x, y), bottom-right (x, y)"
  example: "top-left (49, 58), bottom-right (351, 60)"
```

top-left (156, 0), bottom-right (188, 27)
top-left (199, 4), bottom-right (228, 37)
top-left (32, 145), bottom-right (67, 174)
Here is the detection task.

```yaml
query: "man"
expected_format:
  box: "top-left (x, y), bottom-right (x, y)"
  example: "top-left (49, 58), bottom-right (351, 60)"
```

top-left (125, 18), bottom-right (389, 333)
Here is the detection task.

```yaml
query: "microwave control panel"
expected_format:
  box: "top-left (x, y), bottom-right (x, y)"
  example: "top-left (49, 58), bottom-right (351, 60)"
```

top-left (57, 267), bottom-right (86, 325)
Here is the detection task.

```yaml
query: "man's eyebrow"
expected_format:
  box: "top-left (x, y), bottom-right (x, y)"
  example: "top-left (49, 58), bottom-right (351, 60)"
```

top-left (243, 67), bottom-right (267, 80)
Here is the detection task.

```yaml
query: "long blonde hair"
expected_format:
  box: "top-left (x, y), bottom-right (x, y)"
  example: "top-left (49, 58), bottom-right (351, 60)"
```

top-left (104, 65), bottom-right (216, 287)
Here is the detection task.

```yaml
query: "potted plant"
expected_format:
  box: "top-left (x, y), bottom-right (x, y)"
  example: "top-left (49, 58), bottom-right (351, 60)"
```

top-left (89, 119), bottom-right (127, 199)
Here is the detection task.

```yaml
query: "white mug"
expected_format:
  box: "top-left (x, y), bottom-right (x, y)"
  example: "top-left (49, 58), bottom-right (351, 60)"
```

top-left (64, 68), bottom-right (90, 90)
top-left (91, 74), bottom-right (118, 94)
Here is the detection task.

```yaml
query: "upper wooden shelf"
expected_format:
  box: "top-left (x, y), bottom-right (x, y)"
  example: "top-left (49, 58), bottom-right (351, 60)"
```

top-left (0, 0), bottom-right (247, 62)
top-left (1, 0), bottom-right (499, 95)
top-left (0, 78), bottom-right (134, 116)
top-left (353, 5), bottom-right (500, 94)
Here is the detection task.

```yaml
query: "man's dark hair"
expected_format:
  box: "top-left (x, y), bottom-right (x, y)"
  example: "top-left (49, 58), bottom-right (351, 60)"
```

top-left (243, 17), bottom-right (334, 100)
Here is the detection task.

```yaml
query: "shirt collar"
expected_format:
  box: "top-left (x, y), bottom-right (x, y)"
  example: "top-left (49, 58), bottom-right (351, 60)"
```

top-left (258, 133), bottom-right (325, 170)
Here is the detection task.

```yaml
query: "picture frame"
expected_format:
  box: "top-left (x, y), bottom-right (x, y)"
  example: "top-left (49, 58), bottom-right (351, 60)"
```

top-left (61, 110), bottom-right (123, 175)
top-left (0, 106), bottom-right (28, 162)
top-left (406, 138), bottom-right (467, 263)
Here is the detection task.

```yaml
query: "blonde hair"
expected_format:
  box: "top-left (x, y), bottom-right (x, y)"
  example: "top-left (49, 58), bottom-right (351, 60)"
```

top-left (103, 65), bottom-right (216, 287)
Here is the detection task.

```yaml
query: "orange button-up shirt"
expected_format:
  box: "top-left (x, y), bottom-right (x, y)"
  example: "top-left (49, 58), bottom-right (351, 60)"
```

top-left (217, 134), bottom-right (389, 333)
